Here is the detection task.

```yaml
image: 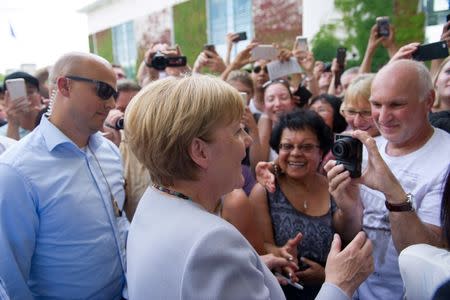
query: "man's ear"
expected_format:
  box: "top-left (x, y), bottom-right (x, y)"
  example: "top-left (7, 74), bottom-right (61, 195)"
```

top-left (425, 89), bottom-right (436, 111)
top-left (188, 137), bottom-right (209, 170)
top-left (57, 77), bottom-right (71, 97)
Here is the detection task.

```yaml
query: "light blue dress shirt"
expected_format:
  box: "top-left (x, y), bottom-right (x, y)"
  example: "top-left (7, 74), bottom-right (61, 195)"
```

top-left (0, 116), bottom-right (128, 299)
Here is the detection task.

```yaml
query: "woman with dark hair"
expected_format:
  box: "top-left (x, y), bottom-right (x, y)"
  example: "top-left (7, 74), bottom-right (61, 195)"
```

top-left (309, 94), bottom-right (347, 133)
top-left (251, 110), bottom-right (339, 300)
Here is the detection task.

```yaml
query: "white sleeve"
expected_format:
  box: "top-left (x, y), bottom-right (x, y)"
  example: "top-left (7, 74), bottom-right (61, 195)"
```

top-left (180, 225), bottom-right (284, 300)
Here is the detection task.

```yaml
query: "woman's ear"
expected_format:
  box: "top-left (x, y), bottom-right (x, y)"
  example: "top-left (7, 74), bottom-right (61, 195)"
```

top-left (188, 137), bottom-right (209, 170)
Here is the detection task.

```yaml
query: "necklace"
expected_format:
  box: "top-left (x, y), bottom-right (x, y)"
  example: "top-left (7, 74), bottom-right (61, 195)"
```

top-left (152, 184), bottom-right (192, 201)
top-left (303, 199), bottom-right (308, 210)
top-left (88, 145), bottom-right (122, 217)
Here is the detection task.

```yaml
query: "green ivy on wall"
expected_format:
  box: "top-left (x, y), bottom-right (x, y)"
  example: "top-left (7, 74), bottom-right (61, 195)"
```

top-left (94, 28), bottom-right (114, 63)
top-left (172, 0), bottom-right (207, 68)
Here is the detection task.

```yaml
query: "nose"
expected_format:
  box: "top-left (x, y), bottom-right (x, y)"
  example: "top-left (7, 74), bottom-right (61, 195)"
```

top-left (353, 114), bottom-right (365, 128)
top-left (377, 105), bottom-right (390, 124)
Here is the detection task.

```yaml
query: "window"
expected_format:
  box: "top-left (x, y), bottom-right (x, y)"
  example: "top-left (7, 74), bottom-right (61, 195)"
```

top-left (112, 21), bottom-right (137, 78)
top-left (424, 0), bottom-right (450, 26)
top-left (207, 0), bottom-right (253, 59)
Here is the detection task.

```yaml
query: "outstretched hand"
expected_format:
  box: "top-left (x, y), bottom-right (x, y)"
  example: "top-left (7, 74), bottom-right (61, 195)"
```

top-left (255, 161), bottom-right (276, 193)
top-left (324, 232), bottom-right (373, 298)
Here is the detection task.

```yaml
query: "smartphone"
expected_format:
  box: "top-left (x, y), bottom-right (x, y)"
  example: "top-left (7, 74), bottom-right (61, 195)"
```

top-left (274, 272), bottom-right (304, 290)
top-left (412, 41), bottom-right (449, 61)
top-left (233, 31), bottom-right (247, 42)
top-left (203, 44), bottom-right (216, 58)
top-left (204, 44), bottom-right (216, 52)
top-left (5, 78), bottom-right (27, 102)
top-left (294, 36), bottom-right (308, 51)
top-left (251, 45), bottom-right (278, 60)
top-left (239, 92), bottom-right (248, 106)
top-left (335, 47), bottom-right (347, 88)
top-left (376, 16), bottom-right (390, 37)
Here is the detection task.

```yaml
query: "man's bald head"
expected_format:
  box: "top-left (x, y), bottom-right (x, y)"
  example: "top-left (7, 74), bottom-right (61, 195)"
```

top-left (374, 59), bottom-right (433, 102)
top-left (49, 52), bottom-right (114, 90)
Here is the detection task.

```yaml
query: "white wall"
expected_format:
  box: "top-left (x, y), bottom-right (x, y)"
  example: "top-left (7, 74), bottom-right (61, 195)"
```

top-left (81, 0), bottom-right (187, 34)
top-left (303, 0), bottom-right (341, 40)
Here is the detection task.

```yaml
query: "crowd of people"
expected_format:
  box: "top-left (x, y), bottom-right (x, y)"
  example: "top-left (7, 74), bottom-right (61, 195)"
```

top-left (0, 16), bottom-right (449, 300)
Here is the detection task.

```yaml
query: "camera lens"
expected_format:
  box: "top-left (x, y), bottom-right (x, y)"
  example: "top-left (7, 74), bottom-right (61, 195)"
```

top-left (332, 140), bottom-right (350, 159)
top-left (151, 52), bottom-right (168, 71)
top-left (115, 117), bottom-right (124, 130)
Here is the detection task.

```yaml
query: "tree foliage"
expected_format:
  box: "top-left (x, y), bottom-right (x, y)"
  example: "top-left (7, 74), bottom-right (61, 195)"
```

top-left (311, 0), bottom-right (425, 72)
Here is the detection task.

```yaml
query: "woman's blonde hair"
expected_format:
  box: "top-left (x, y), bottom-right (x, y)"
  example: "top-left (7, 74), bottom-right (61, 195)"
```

top-left (341, 73), bottom-right (375, 114)
top-left (432, 56), bottom-right (450, 109)
top-left (124, 75), bottom-right (244, 186)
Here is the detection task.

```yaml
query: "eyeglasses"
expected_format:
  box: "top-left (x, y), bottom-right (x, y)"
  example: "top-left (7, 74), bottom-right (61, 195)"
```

top-left (66, 75), bottom-right (118, 100)
top-left (262, 79), bottom-right (290, 90)
top-left (342, 109), bottom-right (372, 118)
top-left (253, 65), bottom-right (268, 74)
top-left (279, 143), bottom-right (320, 153)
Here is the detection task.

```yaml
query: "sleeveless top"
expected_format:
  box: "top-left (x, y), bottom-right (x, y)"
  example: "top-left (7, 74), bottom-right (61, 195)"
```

top-left (267, 184), bottom-right (337, 266)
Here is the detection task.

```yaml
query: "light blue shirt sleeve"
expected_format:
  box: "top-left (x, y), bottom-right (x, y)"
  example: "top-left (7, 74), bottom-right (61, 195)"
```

top-left (316, 282), bottom-right (350, 300)
top-left (0, 163), bottom-right (38, 300)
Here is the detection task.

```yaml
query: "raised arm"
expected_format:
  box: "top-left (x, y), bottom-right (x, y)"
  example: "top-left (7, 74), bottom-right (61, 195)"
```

top-left (351, 130), bottom-right (443, 252)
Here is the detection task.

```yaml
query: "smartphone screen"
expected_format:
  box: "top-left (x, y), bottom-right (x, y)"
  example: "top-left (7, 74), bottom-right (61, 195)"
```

top-left (294, 36), bottom-right (308, 51)
top-left (412, 41), bottom-right (449, 61)
top-left (251, 45), bottom-right (278, 60)
top-left (239, 92), bottom-right (248, 106)
top-left (376, 16), bottom-right (390, 37)
top-left (5, 78), bottom-right (27, 102)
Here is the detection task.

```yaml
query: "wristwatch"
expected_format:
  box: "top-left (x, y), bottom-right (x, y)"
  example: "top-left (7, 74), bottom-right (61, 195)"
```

top-left (385, 193), bottom-right (414, 212)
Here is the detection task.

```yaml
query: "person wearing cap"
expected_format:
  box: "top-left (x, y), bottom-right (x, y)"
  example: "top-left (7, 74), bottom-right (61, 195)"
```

top-left (1, 71), bottom-right (42, 140)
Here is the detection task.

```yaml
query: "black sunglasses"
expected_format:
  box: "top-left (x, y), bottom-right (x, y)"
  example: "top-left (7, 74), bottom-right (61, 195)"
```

top-left (66, 75), bottom-right (118, 100)
top-left (253, 65), bottom-right (268, 74)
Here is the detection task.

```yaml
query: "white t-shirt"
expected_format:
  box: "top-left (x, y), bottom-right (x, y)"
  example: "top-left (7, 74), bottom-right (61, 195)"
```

top-left (248, 98), bottom-right (264, 115)
top-left (0, 136), bottom-right (17, 155)
top-left (399, 244), bottom-right (450, 300)
top-left (355, 128), bottom-right (450, 300)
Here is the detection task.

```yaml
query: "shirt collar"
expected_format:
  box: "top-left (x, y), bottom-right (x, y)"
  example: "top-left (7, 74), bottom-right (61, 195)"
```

top-left (40, 116), bottom-right (104, 152)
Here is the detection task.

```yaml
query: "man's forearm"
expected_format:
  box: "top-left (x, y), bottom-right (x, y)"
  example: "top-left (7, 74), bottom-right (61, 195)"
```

top-left (389, 212), bottom-right (442, 253)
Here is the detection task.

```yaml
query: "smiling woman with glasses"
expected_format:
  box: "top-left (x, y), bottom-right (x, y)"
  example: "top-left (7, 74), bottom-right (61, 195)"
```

top-left (251, 109), bottom-right (338, 300)
top-left (66, 75), bottom-right (118, 100)
top-left (340, 74), bottom-right (379, 137)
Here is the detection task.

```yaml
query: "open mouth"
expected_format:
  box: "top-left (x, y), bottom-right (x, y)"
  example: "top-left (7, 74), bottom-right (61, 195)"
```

top-left (288, 161), bottom-right (306, 167)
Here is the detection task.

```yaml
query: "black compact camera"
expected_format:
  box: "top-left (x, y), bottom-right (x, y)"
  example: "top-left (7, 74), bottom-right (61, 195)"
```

top-left (150, 51), bottom-right (187, 71)
top-left (115, 117), bottom-right (124, 130)
top-left (332, 134), bottom-right (362, 178)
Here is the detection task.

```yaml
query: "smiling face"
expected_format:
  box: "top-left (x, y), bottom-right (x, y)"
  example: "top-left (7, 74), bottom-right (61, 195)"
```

top-left (370, 62), bottom-right (433, 149)
top-left (435, 59), bottom-right (450, 107)
top-left (264, 82), bottom-right (296, 122)
top-left (278, 127), bottom-right (322, 179)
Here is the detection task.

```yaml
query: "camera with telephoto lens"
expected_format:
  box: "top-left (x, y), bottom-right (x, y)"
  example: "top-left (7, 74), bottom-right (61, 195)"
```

top-left (332, 134), bottom-right (362, 178)
top-left (150, 51), bottom-right (187, 71)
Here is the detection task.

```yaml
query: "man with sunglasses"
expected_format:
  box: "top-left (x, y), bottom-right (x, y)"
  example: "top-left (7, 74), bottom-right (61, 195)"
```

top-left (0, 52), bottom-right (128, 299)
top-left (249, 60), bottom-right (270, 116)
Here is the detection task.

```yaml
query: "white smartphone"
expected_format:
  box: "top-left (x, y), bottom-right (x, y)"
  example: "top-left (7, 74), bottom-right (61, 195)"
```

top-left (5, 78), bottom-right (27, 102)
top-left (251, 45), bottom-right (278, 60)
top-left (294, 36), bottom-right (308, 51)
top-left (239, 92), bottom-right (248, 106)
